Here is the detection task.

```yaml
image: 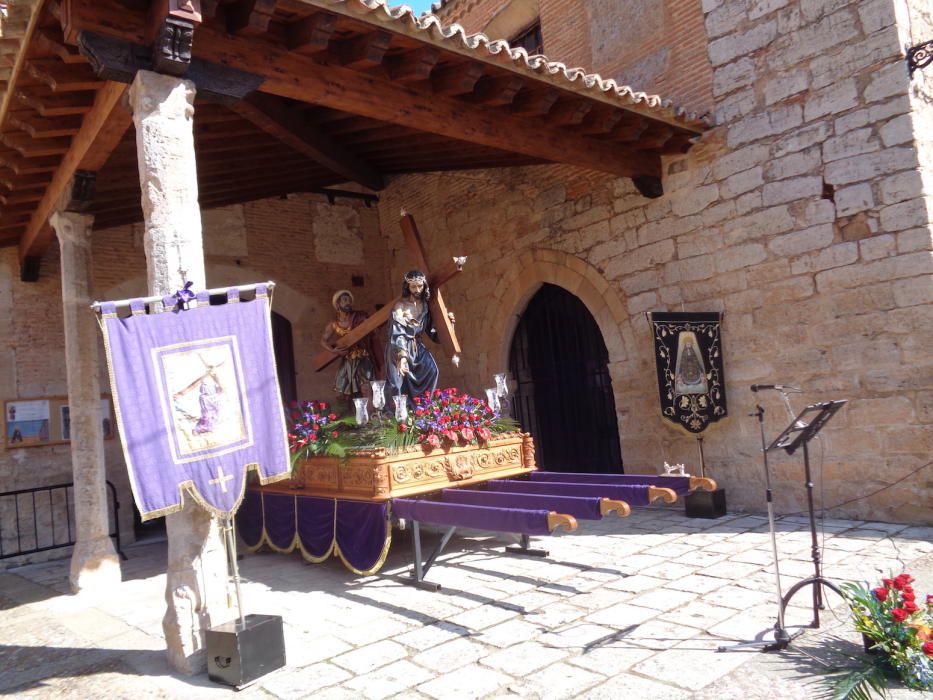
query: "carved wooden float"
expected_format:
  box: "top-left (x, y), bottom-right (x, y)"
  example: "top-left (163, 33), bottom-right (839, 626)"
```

top-left (275, 432), bottom-right (537, 502)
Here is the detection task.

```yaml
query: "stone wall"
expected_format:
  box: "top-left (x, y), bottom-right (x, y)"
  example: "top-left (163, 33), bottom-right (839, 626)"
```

top-left (0, 192), bottom-right (389, 568)
top-left (433, 0), bottom-right (713, 112)
top-left (378, 0), bottom-right (933, 524)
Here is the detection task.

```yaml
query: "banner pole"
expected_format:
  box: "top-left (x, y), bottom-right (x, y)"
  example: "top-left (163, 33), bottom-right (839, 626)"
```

top-left (224, 516), bottom-right (246, 627)
top-left (89, 281), bottom-right (276, 313)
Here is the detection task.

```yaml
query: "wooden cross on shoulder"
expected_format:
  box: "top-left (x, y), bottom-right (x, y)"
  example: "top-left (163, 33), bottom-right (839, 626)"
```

top-left (310, 212), bottom-right (466, 372)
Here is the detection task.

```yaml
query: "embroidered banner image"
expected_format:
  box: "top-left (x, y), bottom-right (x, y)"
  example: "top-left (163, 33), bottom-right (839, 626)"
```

top-left (647, 312), bottom-right (727, 434)
top-left (98, 284), bottom-right (290, 520)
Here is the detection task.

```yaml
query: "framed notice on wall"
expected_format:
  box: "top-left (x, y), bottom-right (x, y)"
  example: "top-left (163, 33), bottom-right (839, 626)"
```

top-left (4, 396), bottom-right (115, 449)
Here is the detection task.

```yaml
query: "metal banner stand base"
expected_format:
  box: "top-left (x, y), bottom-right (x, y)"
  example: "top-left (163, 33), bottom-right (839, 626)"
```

top-left (207, 516), bottom-right (285, 687)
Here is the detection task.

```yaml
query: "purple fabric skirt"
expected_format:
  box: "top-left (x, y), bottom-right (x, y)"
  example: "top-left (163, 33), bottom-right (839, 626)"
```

top-left (441, 488), bottom-right (603, 520)
top-left (530, 472), bottom-right (692, 496)
top-left (485, 479), bottom-right (652, 507)
top-left (236, 490), bottom-right (389, 573)
top-left (392, 498), bottom-right (553, 536)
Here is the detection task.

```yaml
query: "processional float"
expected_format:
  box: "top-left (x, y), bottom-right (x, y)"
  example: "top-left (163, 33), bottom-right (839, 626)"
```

top-left (240, 213), bottom-right (717, 589)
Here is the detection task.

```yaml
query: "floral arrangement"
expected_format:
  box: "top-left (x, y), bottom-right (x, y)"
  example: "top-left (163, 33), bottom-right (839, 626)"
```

top-left (398, 388), bottom-right (514, 450)
top-left (285, 400), bottom-right (350, 466)
top-left (285, 389), bottom-right (518, 461)
top-left (822, 572), bottom-right (932, 698)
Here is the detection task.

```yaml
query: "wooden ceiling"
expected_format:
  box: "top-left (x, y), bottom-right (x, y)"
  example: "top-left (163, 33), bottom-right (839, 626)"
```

top-left (0, 0), bottom-right (707, 272)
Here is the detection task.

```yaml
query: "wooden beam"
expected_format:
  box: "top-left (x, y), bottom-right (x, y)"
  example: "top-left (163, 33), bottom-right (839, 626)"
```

top-left (7, 111), bottom-right (84, 138)
top-left (330, 31), bottom-right (392, 70)
top-left (388, 48), bottom-right (440, 83)
top-left (431, 62), bottom-right (484, 96)
top-left (18, 81), bottom-right (131, 263)
top-left (399, 213), bottom-right (461, 362)
top-left (230, 92), bottom-right (384, 191)
top-left (511, 89), bottom-right (559, 117)
top-left (227, 0), bottom-right (277, 36)
top-left (286, 12), bottom-right (336, 54)
top-left (191, 27), bottom-right (661, 179)
top-left (26, 60), bottom-right (103, 92)
top-left (34, 29), bottom-right (87, 64)
top-left (470, 74), bottom-right (523, 106)
top-left (16, 89), bottom-right (95, 116)
top-left (549, 100), bottom-right (593, 126)
top-left (0, 133), bottom-right (71, 158)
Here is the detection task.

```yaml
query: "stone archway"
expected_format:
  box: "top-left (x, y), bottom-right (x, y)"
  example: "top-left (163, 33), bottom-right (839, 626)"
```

top-left (479, 248), bottom-right (632, 382)
top-left (478, 249), bottom-right (634, 464)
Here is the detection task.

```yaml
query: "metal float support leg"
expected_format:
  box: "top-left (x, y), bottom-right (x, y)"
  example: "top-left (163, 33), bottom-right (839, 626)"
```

top-left (505, 533), bottom-right (549, 557)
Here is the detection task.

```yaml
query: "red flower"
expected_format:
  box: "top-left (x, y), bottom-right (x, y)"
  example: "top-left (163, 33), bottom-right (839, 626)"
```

top-left (413, 397), bottom-right (422, 404)
top-left (873, 587), bottom-right (889, 602)
top-left (320, 402), bottom-right (328, 410)
top-left (891, 608), bottom-right (908, 622)
top-left (902, 590), bottom-right (916, 603)
top-left (927, 594), bottom-right (933, 606)
top-left (331, 431), bottom-right (339, 438)
top-left (309, 432), bottom-right (318, 440)
top-left (415, 408), bottom-right (425, 416)
top-left (328, 413), bottom-right (338, 420)
top-left (882, 578), bottom-right (894, 588)
top-left (923, 641), bottom-right (933, 657)
top-left (904, 601), bottom-right (919, 613)
top-left (398, 423), bottom-right (408, 433)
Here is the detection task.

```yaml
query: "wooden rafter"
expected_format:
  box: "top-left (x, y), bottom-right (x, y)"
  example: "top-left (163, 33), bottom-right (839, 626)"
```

top-left (18, 81), bottom-right (131, 264)
top-left (229, 93), bottom-right (384, 191)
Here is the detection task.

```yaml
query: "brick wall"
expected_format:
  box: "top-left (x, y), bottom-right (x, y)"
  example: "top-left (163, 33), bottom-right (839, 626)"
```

top-left (433, 0), bottom-right (713, 113)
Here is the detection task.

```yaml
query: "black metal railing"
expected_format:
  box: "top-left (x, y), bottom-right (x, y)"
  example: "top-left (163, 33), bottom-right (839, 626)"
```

top-left (0, 481), bottom-right (126, 561)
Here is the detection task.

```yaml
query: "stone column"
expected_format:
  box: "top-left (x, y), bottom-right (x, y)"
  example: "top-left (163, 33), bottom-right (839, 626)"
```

top-left (51, 209), bottom-right (122, 594)
top-left (128, 69), bottom-right (230, 675)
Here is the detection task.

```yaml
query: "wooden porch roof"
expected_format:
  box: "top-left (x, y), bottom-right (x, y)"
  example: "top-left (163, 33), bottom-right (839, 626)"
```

top-left (0, 0), bottom-right (709, 274)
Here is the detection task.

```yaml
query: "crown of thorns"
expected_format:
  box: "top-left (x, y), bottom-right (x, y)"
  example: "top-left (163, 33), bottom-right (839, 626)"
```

top-left (404, 272), bottom-right (427, 283)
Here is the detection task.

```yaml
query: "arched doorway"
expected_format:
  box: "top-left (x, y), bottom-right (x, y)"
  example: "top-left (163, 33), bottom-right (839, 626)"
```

top-left (508, 284), bottom-right (622, 473)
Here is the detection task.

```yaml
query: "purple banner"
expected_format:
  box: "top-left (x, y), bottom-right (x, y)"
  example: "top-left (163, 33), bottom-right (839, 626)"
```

top-left (99, 285), bottom-right (290, 520)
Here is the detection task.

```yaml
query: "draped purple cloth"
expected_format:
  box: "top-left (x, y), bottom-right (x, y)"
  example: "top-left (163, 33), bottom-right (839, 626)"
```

top-left (485, 479), bottom-right (652, 507)
top-left (99, 285), bottom-right (289, 520)
top-left (392, 498), bottom-right (553, 536)
top-left (237, 490), bottom-right (265, 548)
top-left (441, 489), bottom-right (603, 520)
top-left (264, 493), bottom-right (298, 550)
top-left (337, 500), bottom-right (390, 570)
top-left (531, 472), bottom-right (692, 496)
top-left (235, 491), bottom-right (389, 573)
top-left (297, 496), bottom-right (336, 559)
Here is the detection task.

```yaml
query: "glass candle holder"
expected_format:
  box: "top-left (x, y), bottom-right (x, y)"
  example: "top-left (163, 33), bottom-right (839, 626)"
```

top-left (494, 373), bottom-right (509, 397)
top-left (394, 395), bottom-right (408, 422)
top-left (485, 388), bottom-right (500, 412)
top-left (371, 380), bottom-right (386, 411)
top-left (353, 397), bottom-right (369, 425)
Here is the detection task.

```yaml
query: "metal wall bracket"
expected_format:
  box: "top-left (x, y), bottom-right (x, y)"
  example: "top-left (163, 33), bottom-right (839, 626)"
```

top-left (907, 40), bottom-right (933, 76)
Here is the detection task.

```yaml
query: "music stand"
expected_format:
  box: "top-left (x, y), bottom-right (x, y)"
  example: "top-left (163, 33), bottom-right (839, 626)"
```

top-left (768, 400), bottom-right (847, 631)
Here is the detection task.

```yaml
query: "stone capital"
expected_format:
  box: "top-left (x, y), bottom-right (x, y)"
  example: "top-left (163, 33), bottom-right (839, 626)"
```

top-left (50, 210), bottom-right (95, 247)
top-left (128, 69), bottom-right (196, 121)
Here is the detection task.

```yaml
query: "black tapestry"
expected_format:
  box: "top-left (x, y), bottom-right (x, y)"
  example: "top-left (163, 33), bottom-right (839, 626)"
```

top-left (647, 312), bottom-right (727, 434)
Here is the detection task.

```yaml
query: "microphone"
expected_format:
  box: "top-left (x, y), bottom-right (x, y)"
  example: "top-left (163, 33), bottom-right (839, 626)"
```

top-left (750, 384), bottom-right (802, 392)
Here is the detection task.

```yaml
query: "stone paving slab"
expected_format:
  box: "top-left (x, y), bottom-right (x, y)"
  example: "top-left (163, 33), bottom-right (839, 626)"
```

top-left (1, 507), bottom-right (931, 699)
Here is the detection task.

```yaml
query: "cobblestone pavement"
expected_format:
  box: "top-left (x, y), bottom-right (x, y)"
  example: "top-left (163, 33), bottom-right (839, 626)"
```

top-left (1, 507), bottom-right (931, 699)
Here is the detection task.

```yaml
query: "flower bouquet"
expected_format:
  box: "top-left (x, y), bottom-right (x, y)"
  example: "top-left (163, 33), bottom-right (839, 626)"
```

top-left (285, 400), bottom-right (353, 472)
top-left (821, 572), bottom-right (933, 699)
top-left (389, 387), bottom-right (519, 453)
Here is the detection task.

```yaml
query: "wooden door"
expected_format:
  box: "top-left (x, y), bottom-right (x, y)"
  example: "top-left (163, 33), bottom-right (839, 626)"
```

top-left (508, 284), bottom-right (623, 473)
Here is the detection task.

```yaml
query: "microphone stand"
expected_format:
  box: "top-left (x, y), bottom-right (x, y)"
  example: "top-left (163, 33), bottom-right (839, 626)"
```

top-left (719, 399), bottom-right (793, 651)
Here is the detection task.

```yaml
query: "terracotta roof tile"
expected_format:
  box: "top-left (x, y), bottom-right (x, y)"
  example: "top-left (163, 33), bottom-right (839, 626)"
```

top-left (318, 0), bottom-right (710, 132)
